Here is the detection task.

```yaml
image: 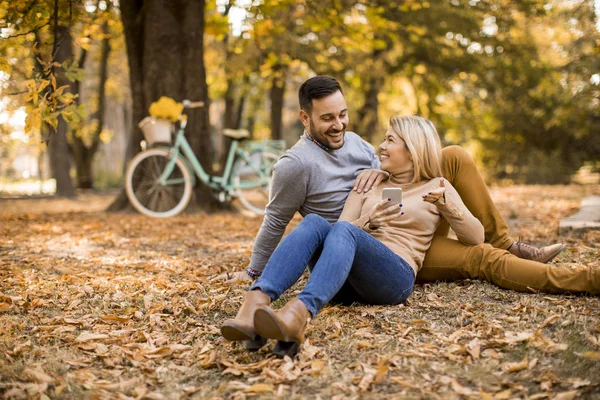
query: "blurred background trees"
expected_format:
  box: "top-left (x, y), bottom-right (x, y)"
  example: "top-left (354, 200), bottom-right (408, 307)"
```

top-left (1, 0), bottom-right (598, 201)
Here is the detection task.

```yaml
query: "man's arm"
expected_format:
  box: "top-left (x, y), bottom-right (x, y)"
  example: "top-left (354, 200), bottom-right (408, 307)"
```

top-left (247, 155), bottom-right (307, 275)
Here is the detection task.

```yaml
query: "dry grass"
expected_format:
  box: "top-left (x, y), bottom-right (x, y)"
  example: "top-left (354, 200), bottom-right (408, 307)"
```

top-left (0, 185), bottom-right (599, 399)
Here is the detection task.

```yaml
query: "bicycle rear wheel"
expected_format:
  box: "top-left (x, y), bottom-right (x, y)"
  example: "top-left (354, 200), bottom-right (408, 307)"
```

top-left (231, 151), bottom-right (279, 215)
top-left (125, 148), bottom-right (193, 218)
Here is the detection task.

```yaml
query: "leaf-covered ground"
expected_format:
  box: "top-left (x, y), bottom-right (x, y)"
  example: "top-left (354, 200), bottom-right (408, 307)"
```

top-left (1, 185), bottom-right (599, 399)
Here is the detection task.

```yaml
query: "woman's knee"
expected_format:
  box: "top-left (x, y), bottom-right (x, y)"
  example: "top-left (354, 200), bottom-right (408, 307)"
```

top-left (301, 214), bottom-right (332, 233)
top-left (442, 145), bottom-right (476, 168)
top-left (331, 221), bottom-right (355, 234)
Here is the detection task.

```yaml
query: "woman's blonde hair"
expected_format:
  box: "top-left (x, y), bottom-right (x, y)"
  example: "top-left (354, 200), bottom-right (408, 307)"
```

top-left (389, 115), bottom-right (443, 183)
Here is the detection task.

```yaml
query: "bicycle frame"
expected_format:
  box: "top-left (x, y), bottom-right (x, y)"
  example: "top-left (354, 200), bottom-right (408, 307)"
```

top-left (156, 123), bottom-right (272, 193)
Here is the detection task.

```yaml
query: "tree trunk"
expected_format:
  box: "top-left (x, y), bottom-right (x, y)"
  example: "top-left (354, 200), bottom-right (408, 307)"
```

top-left (356, 76), bottom-right (384, 143)
top-left (270, 67), bottom-right (287, 140)
top-left (220, 77), bottom-right (236, 169)
top-left (109, 0), bottom-right (221, 212)
top-left (49, 25), bottom-right (75, 197)
top-left (72, 144), bottom-right (93, 189)
top-left (71, 19), bottom-right (110, 189)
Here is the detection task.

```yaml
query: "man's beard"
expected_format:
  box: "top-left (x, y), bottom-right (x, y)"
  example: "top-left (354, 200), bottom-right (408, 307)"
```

top-left (309, 119), bottom-right (346, 149)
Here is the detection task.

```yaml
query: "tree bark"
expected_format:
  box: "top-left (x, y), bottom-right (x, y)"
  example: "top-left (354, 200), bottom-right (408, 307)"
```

top-left (49, 24), bottom-right (75, 197)
top-left (70, 18), bottom-right (111, 189)
top-left (270, 66), bottom-right (287, 140)
top-left (109, 0), bottom-right (220, 212)
top-left (356, 76), bottom-right (384, 143)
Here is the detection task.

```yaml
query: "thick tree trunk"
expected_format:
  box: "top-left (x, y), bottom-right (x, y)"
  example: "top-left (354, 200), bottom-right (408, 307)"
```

top-left (270, 67), bottom-right (287, 140)
top-left (107, 0), bottom-right (148, 212)
top-left (356, 76), bottom-right (384, 143)
top-left (71, 20), bottom-right (110, 189)
top-left (49, 25), bottom-right (75, 197)
top-left (72, 144), bottom-right (93, 189)
top-left (220, 77), bottom-right (236, 169)
top-left (110, 0), bottom-right (221, 212)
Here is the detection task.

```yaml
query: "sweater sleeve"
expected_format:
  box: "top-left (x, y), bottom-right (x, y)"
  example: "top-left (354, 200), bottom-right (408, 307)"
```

top-left (338, 191), bottom-right (372, 231)
top-left (434, 179), bottom-right (485, 245)
top-left (248, 155), bottom-right (307, 272)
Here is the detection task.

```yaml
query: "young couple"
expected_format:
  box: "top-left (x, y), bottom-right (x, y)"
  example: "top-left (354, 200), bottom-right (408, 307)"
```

top-left (219, 76), bottom-right (599, 357)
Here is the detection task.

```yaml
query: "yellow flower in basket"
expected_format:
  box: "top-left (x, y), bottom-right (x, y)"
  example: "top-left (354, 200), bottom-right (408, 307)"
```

top-left (148, 96), bottom-right (183, 122)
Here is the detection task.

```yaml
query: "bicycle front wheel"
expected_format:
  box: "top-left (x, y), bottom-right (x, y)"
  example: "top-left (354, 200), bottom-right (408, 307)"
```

top-left (125, 148), bottom-right (193, 218)
top-left (231, 151), bottom-right (279, 215)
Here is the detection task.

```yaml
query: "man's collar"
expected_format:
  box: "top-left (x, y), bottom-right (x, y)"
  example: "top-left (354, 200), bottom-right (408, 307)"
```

top-left (304, 130), bottom-right (331, 151)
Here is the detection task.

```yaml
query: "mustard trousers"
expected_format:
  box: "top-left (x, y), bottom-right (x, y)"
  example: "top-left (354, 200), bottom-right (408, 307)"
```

top-left (417, 146), bottom-right (599, 294)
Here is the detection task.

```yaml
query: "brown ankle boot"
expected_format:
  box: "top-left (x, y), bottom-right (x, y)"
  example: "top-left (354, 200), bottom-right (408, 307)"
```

top-left (253, 298), bottom-right (311, 344)
top-left (221, 290), bottom-right (271, 342)
top-left (508, 241), bottom-right (566, 263)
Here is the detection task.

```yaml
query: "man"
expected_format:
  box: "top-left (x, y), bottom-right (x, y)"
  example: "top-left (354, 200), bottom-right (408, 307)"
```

top-left (221, 76), bottom-right (597, 294)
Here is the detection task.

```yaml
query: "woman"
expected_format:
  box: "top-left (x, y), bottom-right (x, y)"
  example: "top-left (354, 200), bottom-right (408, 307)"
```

top-left (221, 116), bottom-right (485, 357)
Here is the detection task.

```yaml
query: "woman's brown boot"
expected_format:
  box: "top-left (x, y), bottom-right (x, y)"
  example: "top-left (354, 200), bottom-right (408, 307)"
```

top-left (221, 290), bottom-right (271, 351)
top-left (253, 298), bottom-right (311, 358)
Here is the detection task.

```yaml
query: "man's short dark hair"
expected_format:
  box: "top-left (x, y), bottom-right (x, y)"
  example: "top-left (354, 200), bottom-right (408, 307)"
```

top-left (298, 76), bottom-right (344, 114)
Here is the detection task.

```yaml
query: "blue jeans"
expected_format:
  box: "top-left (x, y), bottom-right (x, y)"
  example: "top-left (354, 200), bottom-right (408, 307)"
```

top-left (251, 214), bottom-right (415, 317)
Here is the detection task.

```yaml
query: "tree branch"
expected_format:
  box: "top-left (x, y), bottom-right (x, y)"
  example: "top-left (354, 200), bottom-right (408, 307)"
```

top-left (0, 21), bottom-right (50, 39)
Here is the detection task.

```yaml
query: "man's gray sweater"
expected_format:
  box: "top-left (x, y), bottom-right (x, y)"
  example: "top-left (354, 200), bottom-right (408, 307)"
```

top-left (249, 131), bottom-right (380, 272)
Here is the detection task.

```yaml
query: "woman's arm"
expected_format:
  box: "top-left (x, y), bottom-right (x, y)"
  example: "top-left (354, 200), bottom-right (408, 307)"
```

top-left (340, 191), bottom-right (403, 231)
top-left (426, 179), bottom-right (485, 245)
top-left (339, 191), bottom-right (371, 229)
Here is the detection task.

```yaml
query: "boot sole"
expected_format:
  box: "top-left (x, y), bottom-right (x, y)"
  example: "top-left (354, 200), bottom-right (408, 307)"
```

top-left (254, 306), bottom-right (293, 342)
top-left (221, 322), bottom-right (256, 341)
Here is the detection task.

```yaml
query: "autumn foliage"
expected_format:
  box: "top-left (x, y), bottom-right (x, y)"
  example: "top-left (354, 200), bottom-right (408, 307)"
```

top-left (0, 185), bottom-right (599, 398)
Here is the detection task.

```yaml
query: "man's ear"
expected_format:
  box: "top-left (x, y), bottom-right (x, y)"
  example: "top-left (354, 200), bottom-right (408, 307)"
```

top-left (299, 110), bottom-right (310, 128)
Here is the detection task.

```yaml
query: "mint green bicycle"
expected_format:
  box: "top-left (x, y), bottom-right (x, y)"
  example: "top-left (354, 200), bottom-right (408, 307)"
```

top-left (125, 100), bottom-right (285, 218)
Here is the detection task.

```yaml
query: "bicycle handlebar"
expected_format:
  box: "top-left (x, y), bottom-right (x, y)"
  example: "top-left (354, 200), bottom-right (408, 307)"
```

top-left (182, 100), bottom-right (205, 109)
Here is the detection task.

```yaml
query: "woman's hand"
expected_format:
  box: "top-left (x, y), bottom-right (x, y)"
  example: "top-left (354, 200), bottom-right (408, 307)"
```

top-left (367, 199), bottom-right (404, 230)
top-left (353, 169), bottom-right (389, 193)
top-left (422, 179), bottom-right (446, 204)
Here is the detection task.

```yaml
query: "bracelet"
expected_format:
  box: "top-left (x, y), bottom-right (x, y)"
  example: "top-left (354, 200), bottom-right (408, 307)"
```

top-left (245, 267), bottom-right (262, 279)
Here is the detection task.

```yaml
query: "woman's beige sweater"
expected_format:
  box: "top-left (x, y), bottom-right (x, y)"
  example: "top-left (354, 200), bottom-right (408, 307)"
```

top-left (339, 169), bottom-right (484, 275)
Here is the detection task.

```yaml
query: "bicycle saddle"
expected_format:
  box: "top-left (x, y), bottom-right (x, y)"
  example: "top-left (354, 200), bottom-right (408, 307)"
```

top-left (223, 129), bottom-right (250, 140)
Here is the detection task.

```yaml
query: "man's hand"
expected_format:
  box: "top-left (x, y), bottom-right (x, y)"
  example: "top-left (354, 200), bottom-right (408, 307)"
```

top-left (367, 198), bottom-right (403, 230)
top-left (210, 270), bottom-right (253, 284)
top-left (353, 169), bottom-right (389, 193)
top-left (422, 179), bottom-right (446, 204)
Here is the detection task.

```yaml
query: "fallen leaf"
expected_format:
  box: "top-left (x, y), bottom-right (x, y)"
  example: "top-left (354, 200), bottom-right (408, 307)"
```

top-left (451, 379), bottom-right (475, 395)
top-left (243, 383), bottom-right (273, 393)
top-left (581, 351), bottom-right (600, 361)
top-left (75, 332), bottom-right (109, 342)
top-left (374, 365), bottom-right (388, 384)
top-left (467, 338), bottom-right (481, 360)
top-left (553, 391), bottom-right (578, 400)
top-left (540, 314), bottom-right (559, 328)
top-left (502, 357), bottom-right (528, 373)
top-left (100, 314), bottom-right (130, 324)
top-left (310, 360), bottom-right (327, 375)
top-left (494, 389), bottom-right (512, 399)
top-left (22, 368), bottom-right (53, 383)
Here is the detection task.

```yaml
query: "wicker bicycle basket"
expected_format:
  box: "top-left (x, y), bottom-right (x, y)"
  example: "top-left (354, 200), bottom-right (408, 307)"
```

top-left (138, 117), bottom-right (173, 145)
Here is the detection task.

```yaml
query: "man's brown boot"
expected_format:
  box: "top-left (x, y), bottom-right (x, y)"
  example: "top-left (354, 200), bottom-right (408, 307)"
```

top-left (221, 290), bottom-right (271, 350)
top-left (254, 298), bottom-right (311, 358)
top-left (508, 241), bottom-right (566, 264)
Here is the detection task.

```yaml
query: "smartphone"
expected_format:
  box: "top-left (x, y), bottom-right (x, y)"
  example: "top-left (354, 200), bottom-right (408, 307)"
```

top-left (382, 187), bottom-right (403, 205)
